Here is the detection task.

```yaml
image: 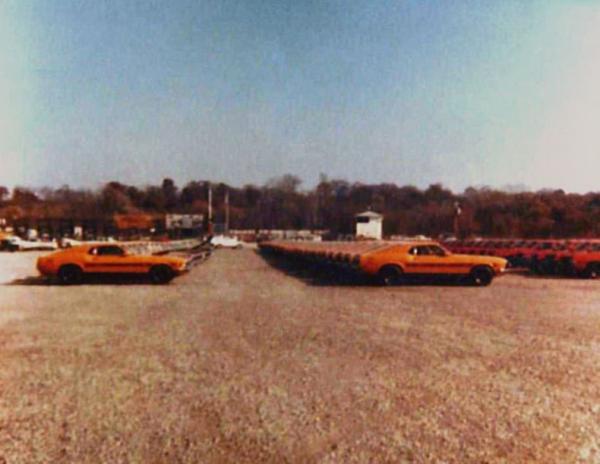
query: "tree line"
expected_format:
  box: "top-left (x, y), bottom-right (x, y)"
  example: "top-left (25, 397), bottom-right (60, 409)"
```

top-left (1, 175), bottom-right (600, 238)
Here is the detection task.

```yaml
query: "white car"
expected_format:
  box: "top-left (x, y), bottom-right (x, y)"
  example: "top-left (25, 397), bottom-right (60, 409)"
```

top-left (210, 235), bottom-right (242, 249)
top-left (3, 236), bottom-right (58, 251)
top-left (60, 237), bottom-right (83, 248)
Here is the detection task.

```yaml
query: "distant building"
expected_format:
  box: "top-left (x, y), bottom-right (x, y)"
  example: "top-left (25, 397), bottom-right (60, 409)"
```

top-left (114, 213), bottom-right (155, 231)
top-left (355, 211), bottom-right (383, 240)
top-left (165, 214), bottom-right (204, 237)
top-left (114, 213), bottom-right (162, 238)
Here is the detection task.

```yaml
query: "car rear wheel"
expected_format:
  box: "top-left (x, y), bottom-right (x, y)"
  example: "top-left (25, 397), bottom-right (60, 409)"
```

top-left (470, 266), bottom-right (493, 286)
top-left (149, 265), bottom-right (174, 284)
top-left (57, 264), bottom-right (83, 285)
top-left (378, 265), bottom-right (404, 286)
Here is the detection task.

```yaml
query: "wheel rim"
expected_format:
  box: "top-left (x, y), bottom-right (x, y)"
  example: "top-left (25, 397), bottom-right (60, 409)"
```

top-left (472, 269), bottom-right (491, 286)
top-left (151, 267), bottom-right (170, 283)
top-left (381, 268), bottom-right (401, 286)
top-left (60, 267), bottom-right (81, 284)
top-left (151, 270), bottom-right (161, 283)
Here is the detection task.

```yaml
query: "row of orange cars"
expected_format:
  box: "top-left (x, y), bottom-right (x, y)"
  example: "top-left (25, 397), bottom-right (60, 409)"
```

top-left (260, 237), bottom-right (600, 285)
top-left (441, 238), bottom-right (600, 278)
top-left (260, 240), bottom-right (507, 286)
top-left (33, 237), bottom-right (600, 285)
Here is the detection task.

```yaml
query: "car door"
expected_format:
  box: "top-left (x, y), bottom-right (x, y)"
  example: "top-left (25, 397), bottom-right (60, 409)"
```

top-left (404, 245), bottom-right (440, 274)
top-left (405, 245), bottom-right (461, 275)
top-left (84, 245), bottom-right (136, 273)
top-left (429, 245), bottom-right (471, 274)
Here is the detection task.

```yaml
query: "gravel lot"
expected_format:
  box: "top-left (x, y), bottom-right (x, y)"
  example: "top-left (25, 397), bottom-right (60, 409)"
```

top-left (1, 249), bottom-right (599, 462)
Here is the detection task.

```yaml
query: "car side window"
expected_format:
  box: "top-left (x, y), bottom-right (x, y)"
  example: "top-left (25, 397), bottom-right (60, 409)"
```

top-left (415, 246), bottom-right (431, 256)
top-left (96, 246), bottom-right (125, 256)
top-left (429, 245), bottom-right (446, 256)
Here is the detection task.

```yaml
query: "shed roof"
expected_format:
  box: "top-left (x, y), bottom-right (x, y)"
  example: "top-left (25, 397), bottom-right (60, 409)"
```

top-left (355, 211), bottom-right (383, 219)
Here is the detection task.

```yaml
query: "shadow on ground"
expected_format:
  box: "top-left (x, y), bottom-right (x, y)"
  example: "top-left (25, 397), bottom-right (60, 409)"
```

top-left (258, 251), bottom-right (479, 288)
top-left (6, 275), bottom-right (159, 286)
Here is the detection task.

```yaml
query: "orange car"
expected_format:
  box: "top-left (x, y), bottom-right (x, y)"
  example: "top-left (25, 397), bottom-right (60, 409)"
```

top-left (37, 243), bottom-right (189, 284)
top-left (359, 241), bottom-right (507, 286)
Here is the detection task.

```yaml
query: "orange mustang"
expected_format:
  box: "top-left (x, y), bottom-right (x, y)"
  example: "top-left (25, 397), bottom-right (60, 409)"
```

top-left (37, 244), bottom-right (189, 285)
top-left (359, 241), bottom-right (507, 286)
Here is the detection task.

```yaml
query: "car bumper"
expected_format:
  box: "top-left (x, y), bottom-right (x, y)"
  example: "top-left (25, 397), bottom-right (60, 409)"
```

top-left (36, 260), bottom-right (55, 276)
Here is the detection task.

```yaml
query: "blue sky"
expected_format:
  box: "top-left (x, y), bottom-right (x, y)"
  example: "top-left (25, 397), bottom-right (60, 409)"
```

top-left (1, 0), bottom-right (599, 192)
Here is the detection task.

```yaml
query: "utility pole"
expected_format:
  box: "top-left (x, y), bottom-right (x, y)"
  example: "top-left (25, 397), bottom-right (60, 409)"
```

top-left (225, 188), bottom-right (230, 234)
top-left (207, 183), bottom-right (213, 235)
top-left (453, 201), bottom-right (462, 238)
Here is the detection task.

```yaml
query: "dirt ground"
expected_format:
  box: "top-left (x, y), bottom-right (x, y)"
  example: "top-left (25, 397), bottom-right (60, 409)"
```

top-left (0, 250), bottom-right (599, 463)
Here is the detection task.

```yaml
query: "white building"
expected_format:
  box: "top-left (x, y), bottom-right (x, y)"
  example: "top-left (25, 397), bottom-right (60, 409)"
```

top-left (165, 214), bottom-right (204, 231)
top-left (355, 211), bottom-right (383, 240)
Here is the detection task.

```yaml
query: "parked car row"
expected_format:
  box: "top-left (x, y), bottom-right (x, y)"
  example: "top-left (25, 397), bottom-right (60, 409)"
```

top-left (0, 234), bottom-right (205, 252)
top-left (0, 236), bottom-right (59, 252)
top-left (210, 235), bottom-right (243, 249)
top-left (1, 232), bottom-right (243, 253)
top-left (441, 238), bottom-right (600, 277)
top-left (259, 240), bottom-right (507, 286)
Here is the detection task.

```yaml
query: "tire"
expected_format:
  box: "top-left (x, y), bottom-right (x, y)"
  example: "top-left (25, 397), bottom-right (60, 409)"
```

top-left (536, 261), bottom-right (550, 275)
top-left (469, 266), bottom-right (494, 287)
top-left (149, 265), bottom-right (174, 284)
top-left (378, 265), bottom-right (404, 286)
top-left (57, 264), bottom-right (84, 285)
top-left (529, 258), bottom-right (542, 275)
top-left (584, 263), bottom-right (599, 279)
top-left (557, 259), bottom-right (574, 277)
top-left (512, 255), bottom-right (524, 268)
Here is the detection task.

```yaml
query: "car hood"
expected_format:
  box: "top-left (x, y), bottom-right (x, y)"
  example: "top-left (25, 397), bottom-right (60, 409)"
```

top-left (130, 255), bottom-right (187, 265)
top-left (162, 256), bottom-right (187, 265)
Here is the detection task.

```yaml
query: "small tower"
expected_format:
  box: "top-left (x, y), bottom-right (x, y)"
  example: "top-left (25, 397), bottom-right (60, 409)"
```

top-left (355, 211), bottom-right (383, 240)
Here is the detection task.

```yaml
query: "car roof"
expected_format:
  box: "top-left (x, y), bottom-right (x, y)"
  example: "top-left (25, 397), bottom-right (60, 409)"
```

top-left (390, 241), bottom-right (442, 248)
top-left (67, 243), bottom-right (125, 252)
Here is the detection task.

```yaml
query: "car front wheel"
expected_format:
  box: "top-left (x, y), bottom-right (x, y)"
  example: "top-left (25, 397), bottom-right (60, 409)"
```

top-left (57, 265), bottom-right (84, 285)
top-left (470, 266), bottom-right (494, 286)
top-left (149, 265), bottom-right (174, 284)
top-left (378, 265), bottom-right (404, 286)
